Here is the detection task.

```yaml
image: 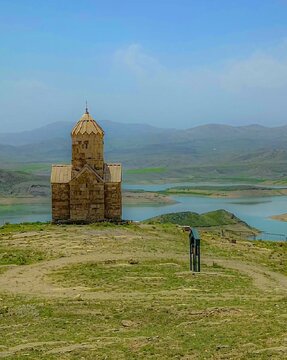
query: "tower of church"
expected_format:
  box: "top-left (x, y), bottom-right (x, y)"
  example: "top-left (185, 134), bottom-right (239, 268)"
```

top-left (71, 107), bottom-right (104, 178)
top-left (51, 107), bottom-right (122, 223)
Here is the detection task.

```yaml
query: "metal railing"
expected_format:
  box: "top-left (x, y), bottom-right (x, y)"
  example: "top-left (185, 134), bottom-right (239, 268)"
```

top-left (251, 232), bottom-right (287, 241)
top-left (223, 229), bottom-right (287, 241)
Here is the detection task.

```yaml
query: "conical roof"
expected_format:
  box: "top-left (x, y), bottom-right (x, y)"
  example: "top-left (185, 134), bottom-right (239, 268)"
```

top-left (71, 111), bottom-right (104, 136)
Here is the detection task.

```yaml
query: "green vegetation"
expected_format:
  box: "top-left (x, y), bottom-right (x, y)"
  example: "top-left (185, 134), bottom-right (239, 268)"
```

top-left (51, 259), bottom-right (250, 294)
top-left (210, 176), bottom-right (266, 183)
top-left (0, 223), bottom-right (53, 266)
top-left (16, 163), bottom-right (51, 175)
top-left (159, 184), bottom-right (287, 198)
top-left (123, 163), bottom-right (283, 184)
top-left (0, 222), bottom-right (51, 234)
top-left (0, 247), bottom-right (47, 265)
top-left (125, 167), bottom-right (167, 174)
top-left (4, 122), bottom-right (287, 185)
top-left (0, 222), bottom-right (286, 358)
top-left (145, 209), bottom-right (252, 229)
top-left (164, 184), bottom-right (268, 193)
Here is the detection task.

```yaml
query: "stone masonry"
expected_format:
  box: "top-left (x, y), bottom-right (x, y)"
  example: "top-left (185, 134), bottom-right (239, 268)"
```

top-left (51, 108), bottom-right (122, 222)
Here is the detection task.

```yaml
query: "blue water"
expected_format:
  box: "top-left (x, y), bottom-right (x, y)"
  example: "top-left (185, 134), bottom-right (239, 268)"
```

top-left (0, 203), bottom-right (51, 225)
top-left (1, 184), bottom-right (287, 238)
top-left (124, 195), bottom-right (287, 236)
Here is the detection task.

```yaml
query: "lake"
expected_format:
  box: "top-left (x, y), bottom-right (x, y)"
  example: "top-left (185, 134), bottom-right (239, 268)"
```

top-left (1, 182), bottom-right (287, 239)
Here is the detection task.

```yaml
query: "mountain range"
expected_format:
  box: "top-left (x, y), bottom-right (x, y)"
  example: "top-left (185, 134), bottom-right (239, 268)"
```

top-left (1, 120), bottom-right (287, 182)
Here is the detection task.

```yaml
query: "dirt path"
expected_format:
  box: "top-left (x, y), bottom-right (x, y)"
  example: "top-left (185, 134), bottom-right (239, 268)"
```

top-left (0, 252), bottom-right (138, 298)
top-left (0, 251), bottom-right (286, 299)
top-left (0, 251), bottom-right (187, 299)
top-left (205, 258), bottom-right (287, 293)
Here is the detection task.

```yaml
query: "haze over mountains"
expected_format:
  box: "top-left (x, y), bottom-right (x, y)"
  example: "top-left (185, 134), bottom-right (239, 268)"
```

top-left (2, 121), bottom-right (287, 148)
top-left (1, 120), bottom-right (287, 182)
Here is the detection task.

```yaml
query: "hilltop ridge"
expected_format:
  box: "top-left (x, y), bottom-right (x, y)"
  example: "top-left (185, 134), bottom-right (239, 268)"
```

top-left (145, 209), bottom-right (254, 231)
top-left (1, 120), bottom-right (287, 182)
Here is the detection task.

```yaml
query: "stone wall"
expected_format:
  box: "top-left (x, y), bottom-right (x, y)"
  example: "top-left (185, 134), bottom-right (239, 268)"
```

top-left (70, 171), bottom-right (105, 221)
top-left (72, 133), bottom-right (104, 178)
top-left (104, 183), bottom-right (122, 220)
top-left (51, 183), bottom-right (70, 221)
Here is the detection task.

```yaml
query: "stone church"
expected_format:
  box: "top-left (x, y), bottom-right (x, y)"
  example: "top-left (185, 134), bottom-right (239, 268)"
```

top-left (51, 108), bottom-right (122, 222)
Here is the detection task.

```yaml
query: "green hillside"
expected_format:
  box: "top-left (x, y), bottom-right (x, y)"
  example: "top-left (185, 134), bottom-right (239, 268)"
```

top-left (146, 209), bottom-right (252, 229)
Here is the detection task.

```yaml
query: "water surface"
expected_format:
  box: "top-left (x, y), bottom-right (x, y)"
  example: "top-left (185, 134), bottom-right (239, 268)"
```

top-left (1, 184), bottom-right (287, 239)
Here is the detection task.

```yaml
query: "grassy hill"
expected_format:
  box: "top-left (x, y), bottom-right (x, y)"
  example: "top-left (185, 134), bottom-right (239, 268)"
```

top-left (0, 222), bottom-right (286, 359)
top-left (145, 209), bottom-right (253, 229)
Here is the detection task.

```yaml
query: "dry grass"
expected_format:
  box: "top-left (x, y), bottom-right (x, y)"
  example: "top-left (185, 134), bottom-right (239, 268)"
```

top-left (0, 222), bottom-right (286, 359)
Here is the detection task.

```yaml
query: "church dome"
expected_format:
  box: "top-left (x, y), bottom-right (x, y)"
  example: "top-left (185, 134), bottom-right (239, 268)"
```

top-left (71, 110), bottom-right (104, 136)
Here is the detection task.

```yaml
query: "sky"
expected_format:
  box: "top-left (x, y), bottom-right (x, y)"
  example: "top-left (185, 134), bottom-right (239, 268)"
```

top-left (1, 0), bottom-right (287, 132)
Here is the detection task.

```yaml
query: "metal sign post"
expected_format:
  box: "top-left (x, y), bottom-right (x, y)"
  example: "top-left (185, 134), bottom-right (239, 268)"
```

top-left (189, 228), bottom-right (200, 272)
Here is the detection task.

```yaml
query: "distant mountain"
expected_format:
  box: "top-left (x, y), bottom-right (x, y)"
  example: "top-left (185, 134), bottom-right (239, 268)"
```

top-left (0, 122), bottom-right (73, 146)
top-left (0, 120), bottom-right (172, 146)
top-left (3, 120), bottom-right (287, 147)
top-left (1, 120), bottom-right (287, 182)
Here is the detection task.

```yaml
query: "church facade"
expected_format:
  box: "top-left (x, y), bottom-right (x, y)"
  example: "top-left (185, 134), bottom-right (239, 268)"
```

top-left (51, 109), bottom-right (122, 222)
